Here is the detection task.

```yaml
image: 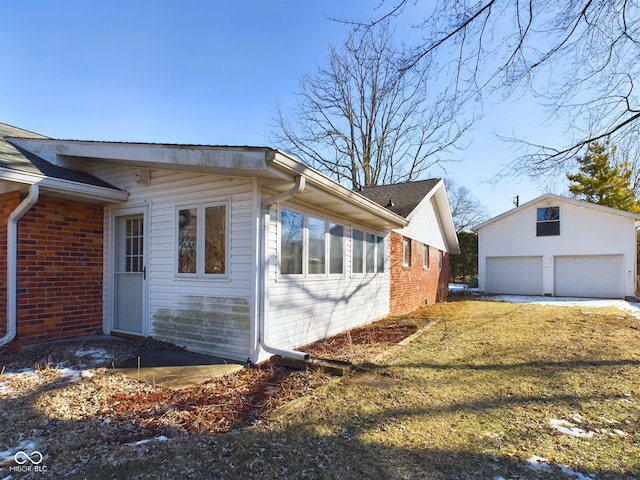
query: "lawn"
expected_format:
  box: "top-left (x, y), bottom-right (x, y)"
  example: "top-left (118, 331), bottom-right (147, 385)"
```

top-left (4, 298), bottom-right (640, 479)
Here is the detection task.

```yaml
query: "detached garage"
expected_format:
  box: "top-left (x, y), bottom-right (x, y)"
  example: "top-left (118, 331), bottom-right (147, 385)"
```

top-left (475, 194), bottom-right (640, 300)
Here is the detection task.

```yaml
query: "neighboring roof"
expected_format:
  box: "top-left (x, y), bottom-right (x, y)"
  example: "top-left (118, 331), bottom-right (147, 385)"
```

top-left (358, 178), bottom-right (460, 254)
top-left (0, 122), bottom-right (124, 192)
top-left (358, 179), bottom-right (441, 218)
top-left (474, 193), bottom-right (640, 231)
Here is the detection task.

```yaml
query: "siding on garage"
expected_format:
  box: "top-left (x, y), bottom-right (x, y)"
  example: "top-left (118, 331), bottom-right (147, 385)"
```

top-left (485, 256), bottom-right (543, 295)
top-left (476, 195), bottom-right (638, 298)
top-left (554, 255), bottom-right (624, 298)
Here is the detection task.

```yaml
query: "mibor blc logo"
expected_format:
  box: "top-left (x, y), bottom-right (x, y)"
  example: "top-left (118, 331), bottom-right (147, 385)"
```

top-left (11, 450), bottom-right (48, 473)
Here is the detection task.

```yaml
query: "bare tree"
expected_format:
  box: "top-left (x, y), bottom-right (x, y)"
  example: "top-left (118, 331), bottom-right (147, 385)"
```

top-left (271, 22), bottom-right (471, 189)
top-left (362, 1), bottom-right (640, 182)
top-left (445, 179), bottom-right (490, 232)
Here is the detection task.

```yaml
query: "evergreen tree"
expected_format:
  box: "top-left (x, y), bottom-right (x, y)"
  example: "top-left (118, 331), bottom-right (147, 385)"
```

top-left (450, 231), bottom-right (478, 286)
top-left (567, 140), bottom-right (640, 213)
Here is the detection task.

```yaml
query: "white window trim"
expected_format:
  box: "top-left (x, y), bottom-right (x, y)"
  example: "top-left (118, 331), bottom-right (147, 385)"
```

top-left (278, 206), bottom-right (346, 278)
top-left (351, 227), bottom-right (385, 276)
top-left (423, 244), bottom-right (430, 270)
top-left (402, 236), bottom-right (411, 267)
top-left (175, 200), bottom-right (230, 279)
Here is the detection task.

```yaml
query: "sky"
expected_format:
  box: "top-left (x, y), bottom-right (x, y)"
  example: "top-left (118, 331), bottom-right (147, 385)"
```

top-left (0, 0), bottom-right (565, 217)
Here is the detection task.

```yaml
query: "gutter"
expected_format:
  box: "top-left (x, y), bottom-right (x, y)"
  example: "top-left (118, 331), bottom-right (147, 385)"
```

top-left (1, 184), bottom-right (40, 347)
top-left (258, 175), bottom-right (309, 361)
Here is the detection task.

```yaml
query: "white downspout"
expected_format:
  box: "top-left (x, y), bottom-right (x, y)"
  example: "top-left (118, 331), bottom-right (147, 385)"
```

top-left (259, 176), bottom-right (309, 361)
top-left (1, 184), bottom-right (40, 347)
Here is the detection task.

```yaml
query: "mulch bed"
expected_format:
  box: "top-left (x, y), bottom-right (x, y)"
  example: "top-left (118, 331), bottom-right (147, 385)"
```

top-left (1, 314), bottom-right (434, 446)
top-left (301, 315), bottom-right (430, 362)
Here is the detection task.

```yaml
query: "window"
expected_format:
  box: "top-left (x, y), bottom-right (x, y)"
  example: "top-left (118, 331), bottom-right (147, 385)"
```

top-left (177, 203), bottom-right (227, 275)
top-left (438, 250), bottom-right (443, 271)
top-left (423, 244), bottom-right (430, 270)
top-left (537, 206), bottom-right (560, 236)
top-left (308, 216), bottom-right (326, 274)
top-left (352, 229), bottom-right (364, 274)
top-left (352, 229), bottom-right (385, 274)
top-left (402, 237), bottom-right (411, 266)
top-left (366, 233), bottom-right (376, 273)
top-left (281, 209), bottom-right (303, 274)
top-left (280, 208), bottom-right (345, 276)
top-left (376, 235), bottom-right (385, 273)
top-left (329, 223), bottom-right (344, 274)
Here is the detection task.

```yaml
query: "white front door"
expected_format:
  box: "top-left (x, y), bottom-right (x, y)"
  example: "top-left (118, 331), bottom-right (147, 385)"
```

top-left (113, 213), bottom-right (146, 335)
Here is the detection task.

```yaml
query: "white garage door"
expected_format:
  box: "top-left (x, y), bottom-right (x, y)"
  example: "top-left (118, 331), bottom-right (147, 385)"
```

top-left (486, 256), bottom-right (543, 295)
top-left (554, 255), bottom-right (624, 299)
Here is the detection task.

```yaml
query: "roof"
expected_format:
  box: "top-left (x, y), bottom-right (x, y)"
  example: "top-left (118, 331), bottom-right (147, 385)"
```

top-left (474, 193), bottom-right (640, 231)
top-left (358, 179), bottom-right (441, 218)
top-left (0, 122), bottom-right (125, 194)
top-left (359, 178), bottom-right (460, 254)
top-left (0, 122), bottom-right (408, 230)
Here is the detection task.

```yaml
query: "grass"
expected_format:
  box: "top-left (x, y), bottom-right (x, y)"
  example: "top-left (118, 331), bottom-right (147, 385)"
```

top-left (65, 299), bottom-right (640, 478)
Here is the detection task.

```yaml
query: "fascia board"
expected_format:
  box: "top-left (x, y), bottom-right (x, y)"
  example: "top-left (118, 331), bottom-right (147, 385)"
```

top-left (0, 167), bottom-right (128, 204)
top-left (267, 150), bottom-right (408, 228)
top-left (9, 138), bottom-right (272, 172)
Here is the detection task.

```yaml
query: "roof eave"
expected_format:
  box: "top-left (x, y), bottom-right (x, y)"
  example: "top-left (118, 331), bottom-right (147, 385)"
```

top-left (0, 168), bottom-right (129, 204)
top-left (474, 193), bottom-right (640, 231)
top-left (268, 150), bottom-right (408, 229)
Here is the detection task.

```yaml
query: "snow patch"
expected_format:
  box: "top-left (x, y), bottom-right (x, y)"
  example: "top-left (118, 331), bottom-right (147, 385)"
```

top-left (74, 347), bottom-right (114, 365)
top-left (0, 440), bottom-right (37, 465)
top-left (488, 295), bottom-right (640, 319)
top-left (527, 455), bottom-right (595, 479)
top-left (125, 435), bottom-right (170, 446)
top-left (550, 418), bottom-right (596, 438)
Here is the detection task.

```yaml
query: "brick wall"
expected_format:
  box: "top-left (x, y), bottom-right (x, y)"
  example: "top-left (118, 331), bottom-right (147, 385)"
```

top-left (0, 192), bottom-right (104, 346)
top-left (389, 231), bottom-right (450, 315)
top-left (0, 191), bottom-right (20, 339)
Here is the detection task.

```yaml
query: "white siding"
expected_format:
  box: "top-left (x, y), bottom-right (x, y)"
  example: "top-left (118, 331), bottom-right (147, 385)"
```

top-left (478, 198), bottom-right (637, 298)
top-left (395, 195), bottom-right (448, 251)
top-left (261, 202), bottom-right (391, 361)
top-left (94, 164), bottom-right (256, 361)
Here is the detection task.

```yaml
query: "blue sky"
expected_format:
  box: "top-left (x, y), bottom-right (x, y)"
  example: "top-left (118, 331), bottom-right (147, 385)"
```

top-left (1, 0), bottom-right (561, 216)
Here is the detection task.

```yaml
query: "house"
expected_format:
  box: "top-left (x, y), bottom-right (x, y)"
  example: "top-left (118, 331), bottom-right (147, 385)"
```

top-left (474, 193), bottom-right (640, 299)
top-left (1, 122), bottom-right (464, 363)
top-left (0, 122), bottom-right (405, 362)
top-left (359, 179), bottom-right (460, 314)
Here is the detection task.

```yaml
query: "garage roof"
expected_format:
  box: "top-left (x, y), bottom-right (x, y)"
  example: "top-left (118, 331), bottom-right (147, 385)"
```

top-left (474, 193), bottom-right (640, 231)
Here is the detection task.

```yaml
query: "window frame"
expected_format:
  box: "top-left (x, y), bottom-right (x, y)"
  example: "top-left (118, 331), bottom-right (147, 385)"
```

top-left (175, 200), bottom-right (230, 279)
top-left (278, 207), bottom-right (346, 278)
top-left (423, 244), bottom-right (430, 270)
top-left (351, 228), bottom-right (385, 275)
top-left (536, 206), bottom-right (560, 236)
top-left (402, 236), bottom-right (412, 267)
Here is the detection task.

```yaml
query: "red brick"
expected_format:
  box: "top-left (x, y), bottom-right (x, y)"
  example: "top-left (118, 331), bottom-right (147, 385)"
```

top-left (389, 232), bottom-right (450, 315)
top-left (0, 194), bottom-right (104, 346)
